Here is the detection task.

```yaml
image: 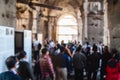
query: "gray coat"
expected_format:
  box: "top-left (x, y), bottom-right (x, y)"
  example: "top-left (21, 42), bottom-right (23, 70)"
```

top-left (73, 51), bottom-right (86, 70)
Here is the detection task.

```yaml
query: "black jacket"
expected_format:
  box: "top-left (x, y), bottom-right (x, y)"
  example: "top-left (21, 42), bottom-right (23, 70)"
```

top-left (18, 61), bottom-right (34, 80)
top-left (0, 71), bottom-right (21, 80)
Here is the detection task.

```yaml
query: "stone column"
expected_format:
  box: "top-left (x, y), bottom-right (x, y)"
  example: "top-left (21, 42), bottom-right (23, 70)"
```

top-left (76, 8), bottom-right (83, 44)
top-left (48, 17), bottom-right (52, 40)
top-left (103, 0), bottom-right (110, 46)
top-left (83, 0), bottom-right (88, 40)
top-left (48, 17), bottom-right (57, 41)
top-left (53, 18), bottom-right (57, 41)
top-left (32, 10), bottom-right (37, 33)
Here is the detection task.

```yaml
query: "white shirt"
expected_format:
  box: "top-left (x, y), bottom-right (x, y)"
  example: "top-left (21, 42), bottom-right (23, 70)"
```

top-left (33, 40), bottom-right (40, 51)
top-left (10, 68), bottom-right (17, 74)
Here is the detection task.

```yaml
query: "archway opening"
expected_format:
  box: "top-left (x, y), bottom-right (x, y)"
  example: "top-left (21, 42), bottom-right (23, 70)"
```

top-left (57, 14), bottom-right (78, 43)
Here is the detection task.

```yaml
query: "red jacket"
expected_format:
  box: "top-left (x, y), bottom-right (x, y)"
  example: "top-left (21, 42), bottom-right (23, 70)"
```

top-left (118, 62), bottom-right (120, 80)
top-left (106, 59), bottom-right (119, 80)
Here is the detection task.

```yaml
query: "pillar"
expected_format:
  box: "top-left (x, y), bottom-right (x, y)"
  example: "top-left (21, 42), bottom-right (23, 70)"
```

top-left (83, 0), bottom-right (88, 40)
top-left (76, 8), bottom-right (83, 44)
top-left (103, 0), bottom-right (110, 46)
top-left (48, 17), bottom-right (57, 41)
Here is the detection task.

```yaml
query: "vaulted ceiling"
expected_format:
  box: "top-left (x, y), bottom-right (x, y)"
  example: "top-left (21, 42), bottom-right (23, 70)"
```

top-left (41, 0), bottom-right (83, 6)
top-left (39, 0), bottom-right (84, 18)
top-left (17, 0), bottom-right (105, 19)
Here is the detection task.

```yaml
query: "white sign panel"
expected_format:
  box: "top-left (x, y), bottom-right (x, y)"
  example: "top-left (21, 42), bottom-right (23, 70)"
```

top-left (24, 30), bottom-right (32, 63)
top-left (0, 26), bottom-right (14, 73)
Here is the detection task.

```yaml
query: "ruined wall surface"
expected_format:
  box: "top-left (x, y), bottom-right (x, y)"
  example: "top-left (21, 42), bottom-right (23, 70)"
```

top-left (108, 0), bottom-right (120, 51)
top-left (0, 0), bottom-right (16, 27)
top-left (87, 15), bottom-right (104, 44)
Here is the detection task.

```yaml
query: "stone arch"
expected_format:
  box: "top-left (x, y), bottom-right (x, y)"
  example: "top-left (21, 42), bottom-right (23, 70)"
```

top-left (57, 14), bottom-right (77, 25)
top-left (56, 14), bottom-right (79, 43)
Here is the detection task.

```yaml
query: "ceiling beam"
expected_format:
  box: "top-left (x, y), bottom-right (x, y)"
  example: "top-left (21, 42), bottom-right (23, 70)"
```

top-left (30, 2), bottom-right (62, 11)
top-left (17, 0), bottom-right (62, 11)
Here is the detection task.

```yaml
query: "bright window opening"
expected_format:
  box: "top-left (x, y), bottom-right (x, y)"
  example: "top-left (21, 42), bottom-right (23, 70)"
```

top-left (57, 15), bottom-right (78, 43)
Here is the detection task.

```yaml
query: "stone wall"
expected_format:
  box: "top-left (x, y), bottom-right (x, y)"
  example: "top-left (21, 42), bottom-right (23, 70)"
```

top-left (108, 0), bottom-right (120, 51)
top-left (87, 15), bottom-right (104, 45)
top-left (0, 0), bottom-right (16, 27)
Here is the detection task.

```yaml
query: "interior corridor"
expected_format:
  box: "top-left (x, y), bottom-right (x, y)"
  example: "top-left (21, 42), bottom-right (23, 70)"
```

top-left (0, 0), bottom-right (120, 80)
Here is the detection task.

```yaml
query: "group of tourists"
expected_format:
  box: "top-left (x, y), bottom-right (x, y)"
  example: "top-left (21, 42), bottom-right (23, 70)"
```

top-left (0, 39), bottom-right (120, 80)
top-left (33, 39), bottom-right (120, 80)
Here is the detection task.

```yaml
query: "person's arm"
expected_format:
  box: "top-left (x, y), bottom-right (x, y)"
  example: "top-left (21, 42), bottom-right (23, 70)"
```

top-left (65, 47), bottom-right (72, 57)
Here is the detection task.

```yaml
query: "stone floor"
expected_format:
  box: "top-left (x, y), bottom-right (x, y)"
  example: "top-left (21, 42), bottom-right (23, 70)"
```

top-left (67, 68), bottom-right (101, 80)
top-left (33, 59), bottom-right (102, 80)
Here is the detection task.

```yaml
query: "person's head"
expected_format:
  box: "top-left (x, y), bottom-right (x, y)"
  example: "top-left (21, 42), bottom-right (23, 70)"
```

top-left (60, 45), bottom-right (65, 53)
top-left (114, 53), bottom-right (120, 61)
top-left (103, 46), bottom-right (109, 53)
top-left (111, 48), bottom-right (118, 58)
top-left (86, 42), bottom-right (90, 45)
top-left (6, 56), bottom-right (17, 70)
top-left (56, 44), bottom-right (61, 49)
top-left (49, 41), bottom-right (55, 48)
top-left (41, 48), bottom-right (49, 55)
top-left (61, 40), bottom-right (64, 45)
top-left (75, 45), bottom-right (82, 52)
top-left (18, 51), bottom-right (27, 59)
top-left (35, 34), bottom-right (38, 40)
top-left (92, 44), bottom-right (98, 52)
top-left (86, 47), bottom-right (90, 52)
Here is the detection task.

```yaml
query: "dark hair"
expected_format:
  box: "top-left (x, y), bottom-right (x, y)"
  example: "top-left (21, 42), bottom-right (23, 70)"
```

top-left (107, 52), bottom-right (120, 68)
top-left (92, 44), bottom-right (98, 52)
top-left (75, 45), bottom-right (82, 52)
top-left (114, 53), bottom-right (120, 61)
top-left (86, 47), bottom-right (90, 51)
top-left (18, 51), bottom-right (27, 59)
top-left (60, 45), bottom-right (65, 53)
top-left (107, 59), bottom-right (117, 68)
top-left (111, 48), bottom-right (118, 54)
top-left (104, 46), bottom-right (108, 51)
top-left (56, 44), bottom-right (61, 49)
top-left (86, 42), bottom-right (89, 45)
top-left (41, 48), bottom-right (48, 55)
top-left (6, 56), bottom-right (17, 70)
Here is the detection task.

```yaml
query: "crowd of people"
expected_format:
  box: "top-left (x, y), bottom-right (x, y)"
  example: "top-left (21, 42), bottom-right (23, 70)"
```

top-left (0, 39), bottom-right (120, 80)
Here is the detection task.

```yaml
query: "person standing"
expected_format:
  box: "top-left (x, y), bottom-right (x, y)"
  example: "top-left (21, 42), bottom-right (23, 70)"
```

top-left (0, 56), bottom-right (21, 80)
top-left (40, 48), bottom-right (55, 80)
top-left (56, 45), bottom-right (69, 80)
top-left (88, 44), bottom-right (100, 80)
top-left (33, 37), bottom-right (41, 61)
top-left (106, 49), bottom-right (119, 80)
top-left (73, 45), bottom-right (86, 80)
top-left (17, 51), bottom-right (35, 80)
top-left (100, 46), bottom-right (112, 80)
